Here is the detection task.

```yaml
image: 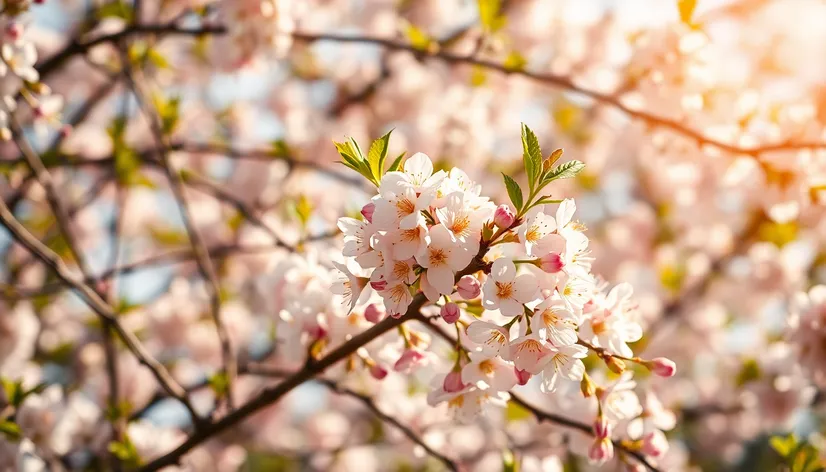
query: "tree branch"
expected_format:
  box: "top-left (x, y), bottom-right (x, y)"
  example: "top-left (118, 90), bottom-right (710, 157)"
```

top-left (244, 364), bottom-right (460, 471)
top-left (291, 32), bottom-right (826, 156)
top-left (0, 195), bottom-right (201, 423)
top-left (122, 61), bottom-right (237, 410)
top-left (137, 295), bottom-right (425, 471)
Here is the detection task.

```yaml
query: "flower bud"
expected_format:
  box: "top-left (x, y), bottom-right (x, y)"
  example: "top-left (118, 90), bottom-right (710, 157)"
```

top-left (456, 275), bottom-right (481, 299)
top-left (605, 356), bottom-right (626, 374)
top-left (440, 302), bottom-right (461, 324)
top-left (539, 252), bottom-right (565, 273)
top-left (443, 370), bottom-right (466, 392)
top-left (514, 367), bottom-right (531, 386)
top-left (588, 437), bottom-right (613, 464)
top-left (593, 416), bottom-right (611, 439)
top-left (388, 310), bottom-right (403, 319)
top-left (369, 364), bottom-right (388, 380)
top-left (59, 124), bottom-right (73, 139)
top-left (641, 430), bottom-right (669, 458)
top-left (361, 202), bottom-right (375, 223)
top-left (580, 373), bottom-right (596, 398)
top-left (493, 204), bottom-right (515, 228)
top-left (394, 348), bottom-right (426, 372)
top-left (646, 357), bottom-right (677, 377)
top-left (306, 324), bottom-right (327, 340)
top-left (370, 279), bottom-right (387, 291)
top-left (5, 23), bottom-right (22, 40)
top-left (364, 303), bottom-right (384, 324)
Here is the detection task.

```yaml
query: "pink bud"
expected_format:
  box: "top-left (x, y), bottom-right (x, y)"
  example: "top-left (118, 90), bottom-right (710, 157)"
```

top-left (588, 438), bottom-right (614, 464)
top-left (389, 310), bottom-right (403, 319)
top-left (369, 364), bottom-right (388, 380)
top-left (361, 202), bottom-right (375, 223)
top-left (443, 370), bottom-right (466, 392)
top-left (34, 0), bottom-right (46, 4)
top-left (33, 106), bottom-right (44, 118)
top-left (394, 348), bottom-right (426, 372)
top-left (456, 275), bottom-right (481, 299)
top-left (493, 204), bottom-right (515, 228)
top-left (514, 367), bottom-right (531, 386)
top-left (370, 279), bottom-right (387, 291)
top-left (5, 23), bottom-right (22, 40)
top-left (364, 303), bottom-right (384, 324)
top-left (539, 252), bottom-right (565, 273)
top-left (647, 357), bottom-right (677, 377)
top-left (306, 324), bottom-right (327, 340)
top-left (59, 124), bottom-right (73, 139)
top-left (440, 302), bottom-right (461, 324)
top-left (641, 430), bottom-right (669, 458)
top-left (593, 416), bottom-right (611, 439)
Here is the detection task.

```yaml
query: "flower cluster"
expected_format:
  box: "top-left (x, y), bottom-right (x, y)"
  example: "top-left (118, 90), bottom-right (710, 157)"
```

top-left (333, 125), bottom-right (676, 465)
top-left (0, 4), bottom-right (65, 140)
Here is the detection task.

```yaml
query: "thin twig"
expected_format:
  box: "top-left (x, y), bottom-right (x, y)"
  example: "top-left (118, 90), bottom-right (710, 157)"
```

top-left (0, 196), bottom-right (202, 423)
top-left (245, 364), bottom-right (460, 471)
top-left (122, 62), bottom-right (237, 410)
top-left (36, 24), bottom-right (227, 78)
top-left (291, 32), bottom-right (826, 156)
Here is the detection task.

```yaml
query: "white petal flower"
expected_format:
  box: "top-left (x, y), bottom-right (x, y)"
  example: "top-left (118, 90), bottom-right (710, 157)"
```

top-left (482, 258), bottom-right (539, 316)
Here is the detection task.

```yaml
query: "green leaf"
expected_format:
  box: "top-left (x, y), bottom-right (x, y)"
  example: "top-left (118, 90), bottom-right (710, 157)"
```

top-left (108, 436), bottom-right (141, 466)
top-left (334, 139), bottom-right (373, 183)
top-left (1, 378), bottom-right (24, 407)
top-left (387, 152), bottom-right (406, 173)
top-left (470, 65), bottom-right (487, 87)
top-left (0, 421), bottom-right (21, 441)
top-left (404, 23), bottom-right (433, 52)
top-left (520, 123), bottom-right (542, 189)
top-left (152, 94), bottom-right (181, 135)
top-left (208, 372), bottom-right (230, 399)
top-left (270, 139), bottom-right (291, 158)
top-left (96, 0), bottom-right (133, 21)
top-left (770, 434), bottom-right (797, 458)
top-left (368, 129), bottom-right (393, 181)
top-left (544, 160), bottom-right (585, 183)
top-left (291, 194), bottom-right (313, 229)
top-left (735, 358), bottom-right (761, 386)
top-left (146, 48), bottom-right (171, 70)
top-left (149, 226), bottom-right (189, 247)
top-left (505, 401), bottom-right (532, 422)
top-left (503, 51), bottom-right (527, 72)
top-left (534, 196), bottom-right (563, 206)
top-left (677, 0), bottom-right (697, 25)
top-left (502, 449), bottom-right (519, 472)
top-left (478, 0), bottom-right (506, 32)
top-left (502, 173), bottom-right (523, 211)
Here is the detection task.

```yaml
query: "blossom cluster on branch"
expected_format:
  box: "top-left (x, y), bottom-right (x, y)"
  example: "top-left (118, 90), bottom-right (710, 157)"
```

top-left (0, 0), bottom-right (826, 471)
top-left (330, 126), bottom-right (676, 467)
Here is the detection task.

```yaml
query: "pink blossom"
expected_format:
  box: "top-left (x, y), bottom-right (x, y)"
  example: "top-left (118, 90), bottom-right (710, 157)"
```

top-left (493, 204), bottom-right (515, 228)
top-left (440, 302), bottom-right (461, 323)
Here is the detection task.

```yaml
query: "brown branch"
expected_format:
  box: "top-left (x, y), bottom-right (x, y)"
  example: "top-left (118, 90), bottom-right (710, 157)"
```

top-left (180, 170), bottom-right (286, 246)
top-left (291, 32), bottom-right (826, 156)
top-left (244, 364), bottom-right (460, 471)
top-left (137, 231), bottom-right (496, 470)
top-left (413, 315), bottom-right (659, 472)
top-left (9, 117), bottom-right (96, 278)
top-left (5, 231), bottom-right (340, 299)
top-left (0, 195), bottom-right (202, 423)
top-left (122, 62), bottom-right (237, 410)
top-left (36, 24), bottom-right (227, 79)
top-left (136, 296), bottom-right (425, 471)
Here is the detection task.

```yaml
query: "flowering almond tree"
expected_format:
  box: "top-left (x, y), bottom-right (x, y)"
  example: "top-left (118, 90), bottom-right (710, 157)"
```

top-left (1, 0), bottom-right (826, 471)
